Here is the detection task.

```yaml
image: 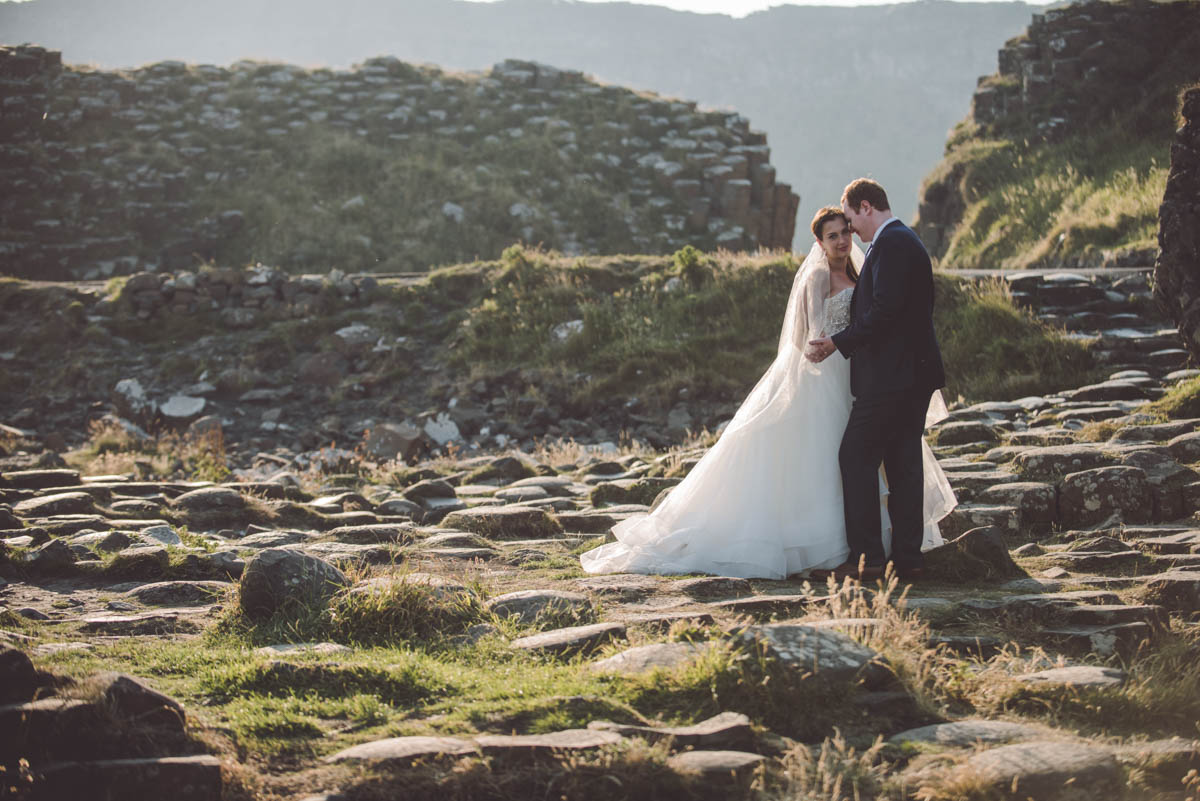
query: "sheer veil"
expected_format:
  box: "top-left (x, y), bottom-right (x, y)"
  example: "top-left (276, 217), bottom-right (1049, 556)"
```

top-left (719, 240), bottom-right (865, 439)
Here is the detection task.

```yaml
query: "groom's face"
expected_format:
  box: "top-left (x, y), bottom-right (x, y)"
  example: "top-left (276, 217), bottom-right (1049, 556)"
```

top-left (841, 200), bottom-right (868, 242)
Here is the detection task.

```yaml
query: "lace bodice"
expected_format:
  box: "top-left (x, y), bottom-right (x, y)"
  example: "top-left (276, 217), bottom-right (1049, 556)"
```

top-left (822, 287), bottom-right (853, 336)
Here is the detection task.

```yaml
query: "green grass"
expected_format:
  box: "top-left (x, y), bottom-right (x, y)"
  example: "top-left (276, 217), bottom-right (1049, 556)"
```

top-left (447, 245), bottom-right (1096, 407)
top-left (934, 276), bottom-right (1096, 402)
top-left (931, 135), bottom-right (1167, 270)
top-left (1143, 375), bottom-right (1200, 420)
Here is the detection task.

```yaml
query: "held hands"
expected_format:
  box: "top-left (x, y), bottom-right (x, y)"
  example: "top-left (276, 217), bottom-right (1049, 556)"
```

top-left (806, 336), bottom-right (836, 363)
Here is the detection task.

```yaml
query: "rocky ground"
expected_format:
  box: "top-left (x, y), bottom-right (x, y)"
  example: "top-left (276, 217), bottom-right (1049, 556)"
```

top-left (3, 267), bottom-right (1200, 800)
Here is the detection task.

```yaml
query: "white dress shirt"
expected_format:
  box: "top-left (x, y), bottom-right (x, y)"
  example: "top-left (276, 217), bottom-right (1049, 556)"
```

top-left (865, 216), bottom-right (900, 258)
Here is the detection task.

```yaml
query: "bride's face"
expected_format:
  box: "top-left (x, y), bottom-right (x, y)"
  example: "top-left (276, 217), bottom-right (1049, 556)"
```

top-left (818, 217), bottom-right (853, 263)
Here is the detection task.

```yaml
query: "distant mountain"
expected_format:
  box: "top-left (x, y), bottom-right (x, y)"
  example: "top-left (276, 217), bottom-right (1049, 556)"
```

top-left (0, 0), bottom-right (1034, 227)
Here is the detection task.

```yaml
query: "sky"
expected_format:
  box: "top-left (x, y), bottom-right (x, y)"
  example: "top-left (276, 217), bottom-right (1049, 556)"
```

top-left (473, 0), bottom-right (1058, 16)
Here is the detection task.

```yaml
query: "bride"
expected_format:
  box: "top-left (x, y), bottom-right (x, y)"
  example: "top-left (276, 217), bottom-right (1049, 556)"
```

top-left (580, 207), bottom-right (957, 579)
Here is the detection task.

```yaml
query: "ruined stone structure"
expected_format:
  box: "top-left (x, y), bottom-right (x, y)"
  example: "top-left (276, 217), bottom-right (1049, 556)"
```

top-left (1154, 87), bottom-right (1200, 362)
top-left (0, 46), bottom-right (799, 280)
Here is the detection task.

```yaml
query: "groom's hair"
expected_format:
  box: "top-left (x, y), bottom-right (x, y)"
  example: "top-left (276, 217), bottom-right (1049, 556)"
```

top-left (842, 178), bottom-right (891, 213)
top-left (810, 206), bottom-right (847, 239)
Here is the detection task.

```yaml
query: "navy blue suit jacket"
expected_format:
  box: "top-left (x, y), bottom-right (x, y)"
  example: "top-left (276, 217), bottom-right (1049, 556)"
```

top-left (830, 220), bottom-right (945, 399)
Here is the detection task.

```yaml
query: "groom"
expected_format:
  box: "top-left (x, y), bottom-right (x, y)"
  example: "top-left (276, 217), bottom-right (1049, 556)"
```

top-left (807, 178), bottom-right (945, 581)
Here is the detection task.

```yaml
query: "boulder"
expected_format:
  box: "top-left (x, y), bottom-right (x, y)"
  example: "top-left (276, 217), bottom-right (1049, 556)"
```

top-left (364, 421), bottom-right (427, 462)
top-left (23, 538), bottom-right (75, 572)
top-left (0, 645), bottom-right (39, 704)
top-left (112, 378), bottom-right (156, 421)
top-left (106, 546), bottom-right (170, 578)
top-left (1057, 466), bottom-right (1151, 527)
top-left (171, 487), bottom-right (245, 512)
top-left (91, 672), bottom-right (186, 729)
top-left (238, 548), bottom-right (349, 620)
top-left (923, 526), bottom-right (1024, 582)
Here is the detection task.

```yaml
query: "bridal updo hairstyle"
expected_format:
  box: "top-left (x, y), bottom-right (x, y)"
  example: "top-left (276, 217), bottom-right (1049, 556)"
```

top-left (841, 178), bottom-right (890, 213)
top-left (810, 205), bottom-right (858, 282)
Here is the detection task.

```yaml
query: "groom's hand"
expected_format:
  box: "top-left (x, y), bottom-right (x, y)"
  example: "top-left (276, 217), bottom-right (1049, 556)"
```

top-left (806, 337), bottom-right (835, 362)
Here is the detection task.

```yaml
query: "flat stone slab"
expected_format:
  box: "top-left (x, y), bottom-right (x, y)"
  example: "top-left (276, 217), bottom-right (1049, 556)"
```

top-left (964, 741), bottom-right (1121, 799)
top-left (621, 611), bottom-right (717, 631)
top-left (1141, 570), bottom-right (1200, 612)
top-left (1017, 665), bottom-right (1127, 688)
top-left (486, 590), bottom-right (593, 624)
top-left (552, 511), bottom-right (617, 533)
top-left (14, 492), bottom-right (96, 517)
top-left (673, 576), bottom-right (752, 598)
top-left (1, 469), bottom-right (81, 490)
top-left (421, 547), bottom-right (500, 561)
top-left (589, 711), bottom-right (753, 750)
top-left (1136, 532), bottom-right (1200, 553)
top-left (78, 611), bottom-right (204, 635)
top-left (171, 487), bottom-right (246, 511)
top-left (574, 574), bottom-right (662, 599)
top-left (35, 755), bottom-right (223, 800)
top-left (255, 642), bottom-right (352, 657)
top-left (124, 581), bottom-right (232, 606)
top-left (589, 642), bottom-right (709, 674)
top-left (739, 623), bottom-right (882, 683)
top-left (237, 530), bottom-right (310, 548)
top-left (708, 594), bottom-right (811, 616)
top-left (474, 729), bottom-right (623, 755)
top-left (889, 719), bottom-right (1042, 747)
top-left (327, 736), bottom-right (477, 764)
top-left (440, 506), bottom-right (563, 539)
top-left (667, 750), bottom-right (765, 776)
top-left (510, 622), bottom-right (626, 655)
top-left (323, 524), bottom-right (416, 545)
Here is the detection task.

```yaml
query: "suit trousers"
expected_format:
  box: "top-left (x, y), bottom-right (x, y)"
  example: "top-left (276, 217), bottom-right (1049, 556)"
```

top-left (838, 388), bottom-right (932, 570)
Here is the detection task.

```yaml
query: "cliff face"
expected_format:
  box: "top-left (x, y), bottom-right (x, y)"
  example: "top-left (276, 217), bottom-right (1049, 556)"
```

top-left (0, 47), bottom-right (797, 280)
top-left (1154, 87), bottom-right (1200, 360)
top-left (915, 0), bottom-right (1200, 270)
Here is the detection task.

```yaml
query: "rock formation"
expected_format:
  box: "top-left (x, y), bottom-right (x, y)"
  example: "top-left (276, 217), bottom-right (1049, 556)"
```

top-left (915, 0), bottom-right (1200, 266)
top-left (1154, 87), bottom-right (1200, 362)
top-left (0, 46), bottom-right (799, 280)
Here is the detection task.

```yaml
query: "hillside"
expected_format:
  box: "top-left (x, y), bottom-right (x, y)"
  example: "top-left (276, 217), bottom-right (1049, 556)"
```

top-left (0, 0), bottom-right (1035, 225)
top-left (0, 48), bottom-right (797, 279)
top-left (915, 0), bottom-right (1200, 271)
top-left (0, 248), bottom-right (1105, 464)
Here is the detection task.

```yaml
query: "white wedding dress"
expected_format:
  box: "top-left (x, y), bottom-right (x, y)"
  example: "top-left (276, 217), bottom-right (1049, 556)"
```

top-left (580, 242), bottom-right (957, 579)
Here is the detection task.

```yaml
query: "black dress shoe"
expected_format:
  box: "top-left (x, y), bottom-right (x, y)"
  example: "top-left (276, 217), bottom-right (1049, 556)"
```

top-left (821, 561), bottom-right (884, 581)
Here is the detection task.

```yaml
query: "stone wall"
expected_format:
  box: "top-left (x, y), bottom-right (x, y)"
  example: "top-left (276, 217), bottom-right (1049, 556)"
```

top-left (1154, 87), bottom-right (1200, 362)
top-left (0, 46), bottom-right (799, 281)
